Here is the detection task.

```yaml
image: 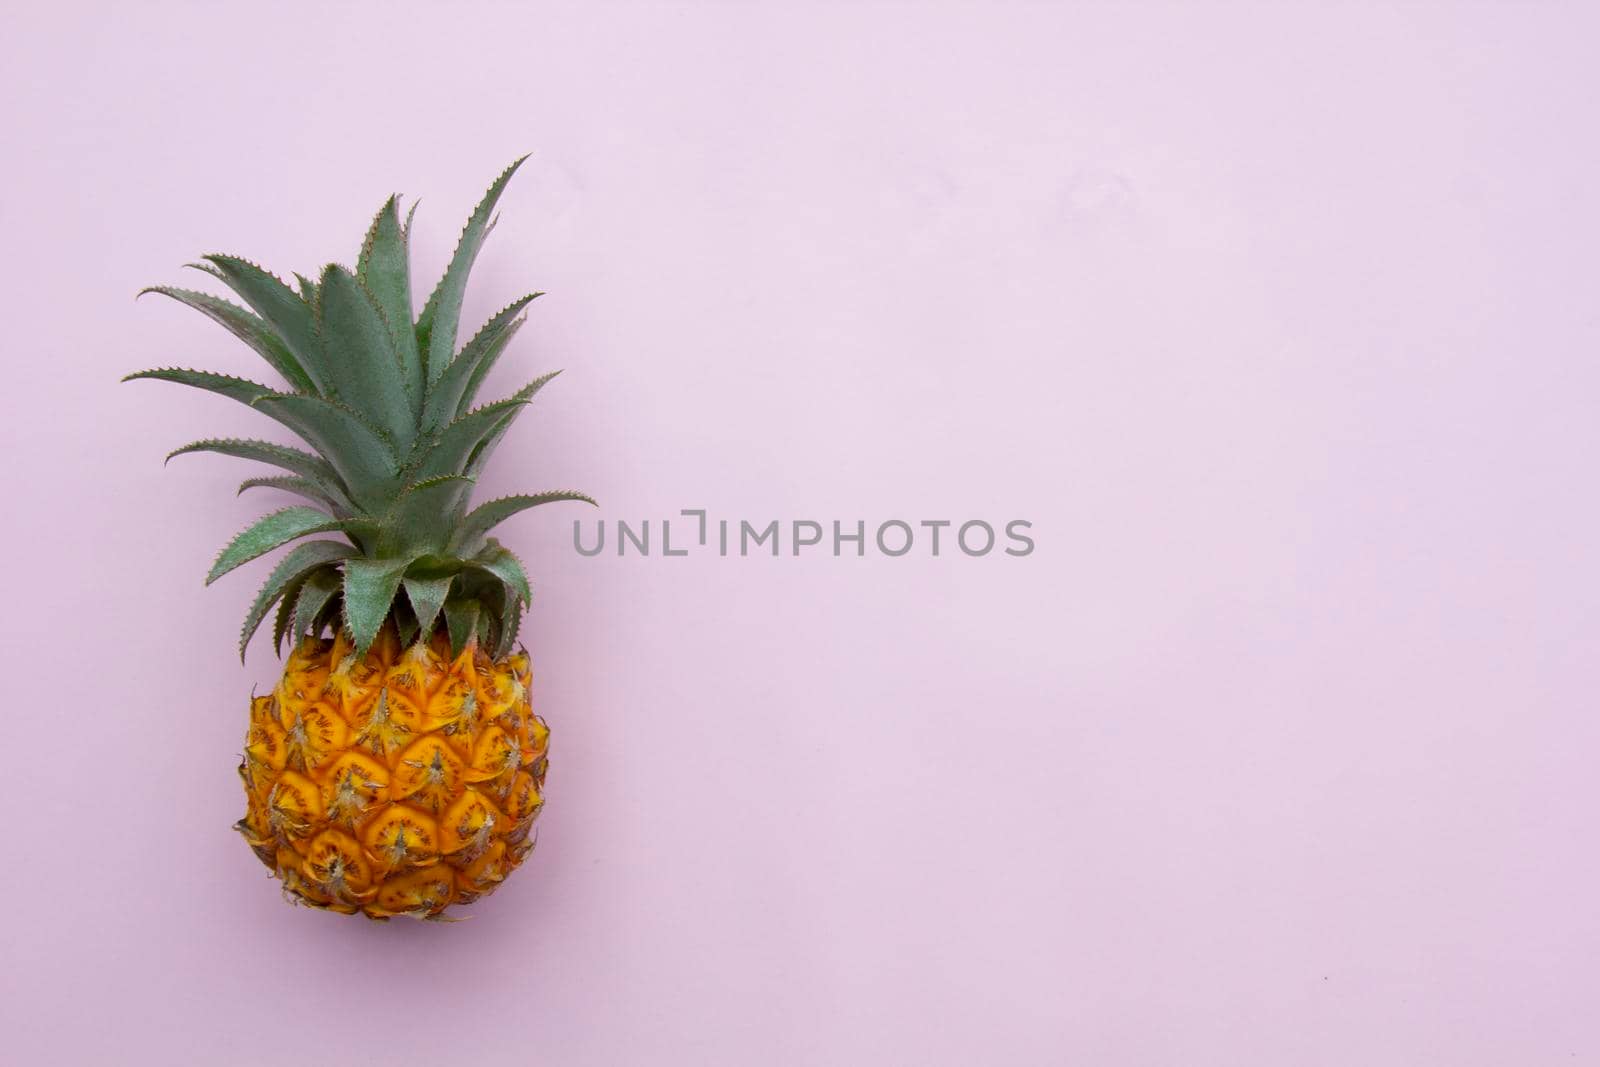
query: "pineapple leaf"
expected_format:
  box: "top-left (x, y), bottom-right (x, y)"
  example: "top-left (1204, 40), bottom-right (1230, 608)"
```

top-left (481, 612), bottom-right (500, 658)
top-left (459, 373), bottom-right (565, 484)
top-left (357, 196), bottom-right (424, 415)
top-left (237, 475), bottom-right (343, 512)
top-left (415, 156), bottom-right (528, 385)
top-left (315, 265), bottom-right (416, 447)
top-left (343, 557), bottom-right (410, 655)
top-left (469, 539), bottom-right (532, 604)
top-left (207, 506), bottom-right (364, 586)
top-left (394, 601), bottom-right (420, 647)
top-left (123, 367), bottom-right (280, 407)
top-left (498, 601), bottom-right (522, 658)
top-left (200, 256), bottom-right (326, 393)
top-left (424, 293), bottom-right (540, 432)
top-left (166, 438), bottom-right (356, 514)
top-left (312, 591), bottom-right (342, 639)
top-left (272, 573), bottom-right (305, 655)
top-left (382, 475), bottom-right (476, 553)
top-left (462, 408), bottom-right (522, 483)
top-left (458, 317), bottom-right (538, 417)
top-left (248, 394), bottom-right (400, 508)
top-left (402, 573), bottom-right (454, 640)
top-left (293, 566), bottom-right (342, 643)
top-left (443, 596), bottom-right (482, 657)
top-left (407, 403), bottom-right (521, 480)
top-left (408, 373), bottom-right (558, 481)
top-left (136, 286), bottom-right (315, 392)
top-left (237, 539), bottom-right (356, 660)
top-left (454, 490), bottom-right (597, 551)
top-left (293, 273), bottom-right (319, 302)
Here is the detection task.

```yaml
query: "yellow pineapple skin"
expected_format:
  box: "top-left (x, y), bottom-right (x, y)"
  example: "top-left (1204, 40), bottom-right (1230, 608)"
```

top-left (236, 627), bottom-right (548, 919)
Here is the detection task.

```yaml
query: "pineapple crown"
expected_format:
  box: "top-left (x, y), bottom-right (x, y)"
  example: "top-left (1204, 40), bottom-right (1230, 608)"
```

top-left (127, 157), bottom-right (594, 662)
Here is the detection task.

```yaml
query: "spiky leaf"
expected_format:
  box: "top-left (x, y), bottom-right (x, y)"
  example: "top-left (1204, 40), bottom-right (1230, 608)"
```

top-left (424, 294), bottom-right (539, 432)
top-left (316, 264), bottom-right (415, 445)
top-left (167, 438), bottom-right (355, 514)
top-left (237, 540), bottom-right (356, 659)
top-left (454, 490), bottom-right (596, 552)
top-left (394, 603), bottom-right (420, 647)
top-left (460, 377), bottom-right (560, 484)
top-left (416, 156), bottom-right (528, 384)
top-left (357, 196), bottom-right (424, 414)
top-left (237, 475), bottom-right (343, 511)
top-left (200, 256), bottom-right (324, 392)
top-left (462, 409), bottom-right (521, 484)
top-left (382, 475), bottom-right (476, 553)
top-left (402, 573), bottom-right (454, 639)
top-left (469, 540), bottom-right (532, 604)
top-left (208, 506), bottom-right (356, 586)
top-left (293, 566), bottom-right (342, 642)
top-left (272, 573), bottom-right (306, 654)
top-left (248, 394), bottom-right (399, 507)
top-left (443, 596), bottom-right (482, 657)
top-left (498, 602), bottom-right (523, 659)
top-left (137, 286), bottom-right (314, 391)
top-left (123, 367), bottom-right (279, 407)
top-left (342, 557), bottom-right (409, 654)
top-left (409, 372), bottom-right (558, 481)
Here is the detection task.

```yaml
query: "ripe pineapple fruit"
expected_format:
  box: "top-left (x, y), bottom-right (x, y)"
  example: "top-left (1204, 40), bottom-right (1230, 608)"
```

top-left (128, 158), bottom-right (592, 919)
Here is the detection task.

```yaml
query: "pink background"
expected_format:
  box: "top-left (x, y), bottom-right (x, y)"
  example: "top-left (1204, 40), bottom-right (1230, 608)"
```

top-left (3, 2), bottom-right (1598, 1063)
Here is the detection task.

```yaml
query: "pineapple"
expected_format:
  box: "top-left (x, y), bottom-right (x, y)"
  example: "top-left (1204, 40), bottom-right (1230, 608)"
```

top-left (127, 158), bottom-right (592, 919)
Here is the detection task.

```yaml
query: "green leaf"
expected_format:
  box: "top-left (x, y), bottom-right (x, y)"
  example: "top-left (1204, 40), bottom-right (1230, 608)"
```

top-left (207, 506), bottom-right (355, 586)
top-left (408, 372), bottom-right (558, 481)
top-left (454, 490), bottom-right (596, 552)
top-left (382, 475), bottom-right (476, 554)
top-left (293, 273), bottom-right (320, 302)
top-left (316, 264), bottom-right (415, 446)
top-left (137, 286), bottom-right (315, 392)
top-left (131, 367), bottom-right (407, 498)
top-left (312, 592), bottom-right (342, 639)
top-left (394, 603), bottom-right (420, 647)
top-left (237, 540), bottom-right (355, 660)
top-left (248, 394), bottom-right (400, 508)
top-left (402, 573), bottom-right (454, 640)
top-left (357, 196), bottom-right (424, 415)
top-left (415, 156), bottom-right (528, 385)
top-left (293, 566), bottom-right (342, 643)
top-left (166, 438), bottom-right (356, 514)
top-left (272, 573), bottom-right (306, 655)
top-left (443, 596), bottom-right (482, 657)
top-left (200, 256), bottom-right (325, 393)
top-left (408, 400), bottom-right (522, 480)
top-left (343, 557), bottom-right (409, 655)
top-left (462, 409), bottom-right (521, 483)
top-left (480, 612), bottom-right (501, 659)
top-left (497, 603), bottom-right (522, 659)
top-left (401, 553), bottom-right (468, 580)
top-left (457, 372), bottom-right (561, 483)
top-left (469, 539), bottom-right (532, 604)
top-left (423, 293), bottom-right (539, 432)
top-left (237, 475), bottom-right (343, 511)
top-left (123, 367), bottom-right (280, 408)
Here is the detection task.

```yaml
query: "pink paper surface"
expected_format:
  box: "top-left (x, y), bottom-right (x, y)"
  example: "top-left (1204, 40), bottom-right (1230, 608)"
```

top-left (2, 2), bottom-right (1597, 1064)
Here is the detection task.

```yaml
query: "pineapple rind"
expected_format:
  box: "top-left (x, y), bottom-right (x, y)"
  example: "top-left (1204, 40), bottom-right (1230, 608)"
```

top-left (239, 629), bottom-right (546, 919)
